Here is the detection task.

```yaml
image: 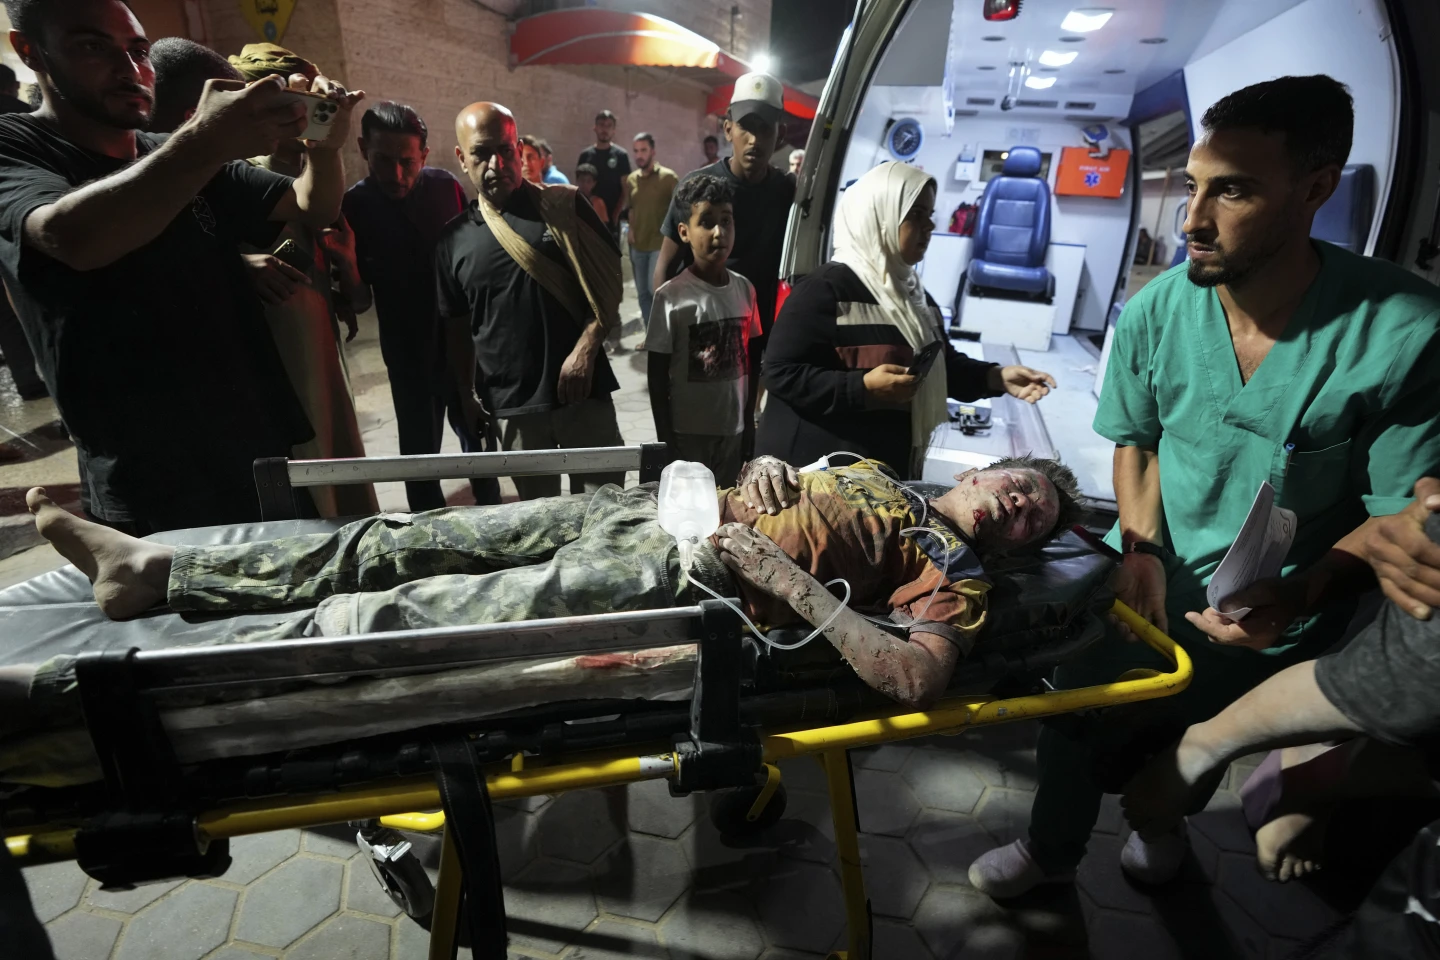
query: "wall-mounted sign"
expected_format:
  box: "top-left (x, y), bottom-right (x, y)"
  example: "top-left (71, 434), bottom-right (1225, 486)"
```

top-left (240, 0), bottom-right (296, 44)
top-left (1054, 146), bottom-right (1131, 198)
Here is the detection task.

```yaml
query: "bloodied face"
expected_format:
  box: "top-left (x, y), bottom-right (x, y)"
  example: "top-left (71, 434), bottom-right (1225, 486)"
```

top-left (933, 468), bottom-right (1062, 551)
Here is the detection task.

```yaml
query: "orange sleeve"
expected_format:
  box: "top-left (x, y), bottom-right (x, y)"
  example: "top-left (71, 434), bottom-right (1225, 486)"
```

top-left (890, 560), bottom-right (990, 655)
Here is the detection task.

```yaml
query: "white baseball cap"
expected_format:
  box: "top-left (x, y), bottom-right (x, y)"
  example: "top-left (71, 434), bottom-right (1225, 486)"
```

top-left (729, 72), bottom-right (785, 123)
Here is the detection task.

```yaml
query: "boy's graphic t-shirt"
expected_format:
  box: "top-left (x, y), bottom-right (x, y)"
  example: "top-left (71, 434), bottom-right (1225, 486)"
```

top-left (647, 268), bottom-right (763, 436)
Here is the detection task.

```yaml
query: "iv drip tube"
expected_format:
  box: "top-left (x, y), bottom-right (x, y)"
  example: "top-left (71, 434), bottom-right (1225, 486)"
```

top-left (682, 559), bottom-right (852, 652)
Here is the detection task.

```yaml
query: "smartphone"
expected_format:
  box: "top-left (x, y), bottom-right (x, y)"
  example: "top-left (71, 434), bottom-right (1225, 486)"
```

top-left (272, 238), bottom-right (310, 274)
top-left (907, 340), bottom-right (944, 379)
top-left (277, 89), bottom-right (340, 142)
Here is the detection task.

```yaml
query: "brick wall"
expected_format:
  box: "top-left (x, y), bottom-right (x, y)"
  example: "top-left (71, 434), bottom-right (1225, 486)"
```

top-left (194, 0), bottom-right (770, 188)
top-left (195, 0), bottom-right (351, 83)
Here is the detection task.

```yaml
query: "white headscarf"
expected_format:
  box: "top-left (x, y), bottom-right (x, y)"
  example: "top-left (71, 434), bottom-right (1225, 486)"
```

top-left (831, 161), bottom-right (948, 454)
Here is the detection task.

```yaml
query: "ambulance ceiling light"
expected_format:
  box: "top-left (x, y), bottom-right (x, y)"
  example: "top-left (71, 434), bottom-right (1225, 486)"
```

top-left (1060, 8), bottom-right (1113, 32)
top-left (751, 53), bottom-right (774, 74)
top-left (1038, 50), bottom-right (1078, 66)
top-left (1025, 76), bottom-right (1057, 89)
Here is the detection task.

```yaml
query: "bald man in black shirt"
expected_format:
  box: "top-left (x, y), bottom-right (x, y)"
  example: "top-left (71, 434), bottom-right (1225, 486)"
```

top-left (437, 102), bottom-right (626, 500)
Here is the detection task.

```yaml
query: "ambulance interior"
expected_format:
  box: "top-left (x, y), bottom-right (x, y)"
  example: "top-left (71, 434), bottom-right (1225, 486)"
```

top-left (818, 0), bottom-right (1436, 513)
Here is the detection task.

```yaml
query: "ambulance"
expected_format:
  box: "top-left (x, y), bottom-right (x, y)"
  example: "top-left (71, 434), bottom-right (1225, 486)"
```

top-left (785, 0), bottom-right (1440, 514)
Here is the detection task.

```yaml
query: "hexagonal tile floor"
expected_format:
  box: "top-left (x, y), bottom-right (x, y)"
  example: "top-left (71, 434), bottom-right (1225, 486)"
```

top-left (22, 723), bottom-right (1343, 960)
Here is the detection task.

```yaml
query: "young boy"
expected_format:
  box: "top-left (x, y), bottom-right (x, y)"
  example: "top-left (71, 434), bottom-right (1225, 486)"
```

top-left (575, 163), bottom-right (609, 224)
top-left (646, 175), bottom-right (763, 485)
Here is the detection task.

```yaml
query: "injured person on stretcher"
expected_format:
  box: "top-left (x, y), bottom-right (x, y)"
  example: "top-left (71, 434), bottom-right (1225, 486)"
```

top-left (19, 454), bottom-right (1080, 710)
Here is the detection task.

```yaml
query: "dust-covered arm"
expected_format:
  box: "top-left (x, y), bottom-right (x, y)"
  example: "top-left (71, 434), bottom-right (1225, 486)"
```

top-left (716, 524), bottom-right (959, 708)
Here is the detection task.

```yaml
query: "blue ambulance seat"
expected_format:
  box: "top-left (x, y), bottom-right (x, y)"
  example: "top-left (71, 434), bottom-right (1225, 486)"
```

top-left (967, 146), bottom-right (1055, 299)
top-left (1169, 240), bottom-right (1187, 268)
top-left (1311, 164), bottom-right (1375, 253)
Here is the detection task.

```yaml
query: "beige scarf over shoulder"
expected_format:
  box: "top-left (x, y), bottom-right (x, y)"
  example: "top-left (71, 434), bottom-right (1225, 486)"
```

top-left (478, 181), bottom-right (622, 333)
top-left (831, 162), bottom-right (948, 454)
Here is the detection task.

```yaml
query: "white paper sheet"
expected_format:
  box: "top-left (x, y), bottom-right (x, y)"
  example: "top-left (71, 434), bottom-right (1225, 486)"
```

top-left (1205, 481), bottom-right (1297, 619)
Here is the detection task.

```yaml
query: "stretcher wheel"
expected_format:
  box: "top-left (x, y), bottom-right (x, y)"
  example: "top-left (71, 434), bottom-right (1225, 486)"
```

top-left (710, 782), bottom-right (788, 838)
top-left (364, 843), bottom-right (436, 921)
top-left (354, 823), bottom-right (441, 932)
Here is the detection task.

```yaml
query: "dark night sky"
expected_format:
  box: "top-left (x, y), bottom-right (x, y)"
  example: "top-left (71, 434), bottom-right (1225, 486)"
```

top-left (769, 0), bottom-right (855, 83)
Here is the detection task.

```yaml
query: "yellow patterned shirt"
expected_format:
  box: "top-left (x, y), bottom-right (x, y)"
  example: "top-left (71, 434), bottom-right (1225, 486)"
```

top-left (715, 460), bottom-right (990, 651)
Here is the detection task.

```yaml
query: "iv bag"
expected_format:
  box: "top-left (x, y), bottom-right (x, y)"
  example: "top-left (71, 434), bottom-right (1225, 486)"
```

top-left (657, 461), bottom-right (720, 548)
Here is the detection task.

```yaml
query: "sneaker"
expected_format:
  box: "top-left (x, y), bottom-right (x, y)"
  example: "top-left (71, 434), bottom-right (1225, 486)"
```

top-left (1119, 822), bottom-right (1189, 885)
top-left (968, 839), bottom-right (1075, 899)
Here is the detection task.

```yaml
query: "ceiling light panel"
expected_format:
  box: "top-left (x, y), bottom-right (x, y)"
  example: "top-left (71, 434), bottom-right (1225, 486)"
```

top-left (1060, 8), bottom-right (1113, 32)
top-left (1038, 50), bottom-right (1078, 66)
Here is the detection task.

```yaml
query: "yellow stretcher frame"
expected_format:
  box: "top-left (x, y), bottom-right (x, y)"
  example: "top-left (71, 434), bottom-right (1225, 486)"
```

top-left (6, 601), bottom-right (1189, 960)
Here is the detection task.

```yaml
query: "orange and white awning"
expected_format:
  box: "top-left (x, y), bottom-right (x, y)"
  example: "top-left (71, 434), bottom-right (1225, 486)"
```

top-left (509, 9), bottom-right (818, 122)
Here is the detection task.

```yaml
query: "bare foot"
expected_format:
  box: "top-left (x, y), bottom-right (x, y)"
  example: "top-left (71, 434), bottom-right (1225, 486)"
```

top-left (26, 487), bottom-right (173, 619)
top-left (1256, 806), bottom-right (1330, 882)
top-left (1252, 744), bottom-right (1346, 882)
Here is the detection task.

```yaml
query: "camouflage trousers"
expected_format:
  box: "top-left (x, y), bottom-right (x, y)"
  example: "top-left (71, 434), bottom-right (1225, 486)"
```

top-left (167, 484), bottom-right (735, 643)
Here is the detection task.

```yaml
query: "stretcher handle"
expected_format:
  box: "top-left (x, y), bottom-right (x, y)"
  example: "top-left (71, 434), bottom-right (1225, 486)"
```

top-left (762, 600), bottom-right (1191, 759)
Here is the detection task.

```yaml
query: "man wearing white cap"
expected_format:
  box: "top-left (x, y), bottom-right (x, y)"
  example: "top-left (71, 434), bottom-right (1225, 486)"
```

top-left (653, 73), bottom-right (796, 433)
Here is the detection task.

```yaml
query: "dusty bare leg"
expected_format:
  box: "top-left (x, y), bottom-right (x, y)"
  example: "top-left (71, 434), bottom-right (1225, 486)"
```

top-left (26, 487), bottom-right (174, 619)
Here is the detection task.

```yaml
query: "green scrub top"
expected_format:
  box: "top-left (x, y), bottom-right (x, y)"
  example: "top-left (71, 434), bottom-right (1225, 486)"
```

top-left (1094, 241), bottom-right (1440, 653)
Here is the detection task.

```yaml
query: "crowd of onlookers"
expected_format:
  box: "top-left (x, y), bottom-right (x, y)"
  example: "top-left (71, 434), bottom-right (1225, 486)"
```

top-left (0, 0), bottom-right (810, 526)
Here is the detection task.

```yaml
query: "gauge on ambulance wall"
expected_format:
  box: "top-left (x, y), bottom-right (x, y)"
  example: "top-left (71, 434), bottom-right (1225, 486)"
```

top-left (886, 118), bottom-right (925, 161)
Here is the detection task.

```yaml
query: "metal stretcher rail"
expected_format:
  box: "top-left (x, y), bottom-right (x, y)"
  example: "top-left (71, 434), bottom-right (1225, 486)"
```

top-left (6, 601), bottom-right (1190, 960)
top-left (252, 443), bottom-right (670, 520)
top-left (131, 606), bottom-right (706, 692)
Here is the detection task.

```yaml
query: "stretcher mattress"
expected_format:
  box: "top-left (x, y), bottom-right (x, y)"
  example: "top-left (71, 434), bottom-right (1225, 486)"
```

top-left (0, 515), bottom-right (1115, 787)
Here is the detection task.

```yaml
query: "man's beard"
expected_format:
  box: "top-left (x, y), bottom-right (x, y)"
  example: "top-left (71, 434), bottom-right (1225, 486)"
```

top-left (47, 65), bottom-right (150, 130)
top-left (1185, 229), bottom-right (1287, 289)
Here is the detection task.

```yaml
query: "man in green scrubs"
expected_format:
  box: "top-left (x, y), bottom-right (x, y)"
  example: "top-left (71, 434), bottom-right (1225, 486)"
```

top-left (970, 74), bottom-right (1440, 897)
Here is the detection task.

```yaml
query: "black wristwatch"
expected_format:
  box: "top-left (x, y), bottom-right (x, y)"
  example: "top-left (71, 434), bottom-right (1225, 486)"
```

top-left (1126, 541), bottom-right (1167, 559)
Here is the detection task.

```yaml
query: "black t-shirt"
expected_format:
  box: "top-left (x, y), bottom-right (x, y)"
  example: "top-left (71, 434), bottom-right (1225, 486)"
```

top-left (576, 145), bottom-right (630, 219)
top-left (661, 158), bottom-right (796, 334)
top-left (434, 188), bottom-right (621, 419)
top-left (0, 114), bottom-right (309, 527)
top-left (755, 262), bottom-right (996, 474)
top-left (343, 167), bottom-right (468, 378)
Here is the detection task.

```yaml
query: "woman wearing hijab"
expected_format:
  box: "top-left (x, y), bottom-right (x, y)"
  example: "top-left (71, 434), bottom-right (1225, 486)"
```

top-left (755, 161), bottom-right (1056, 477)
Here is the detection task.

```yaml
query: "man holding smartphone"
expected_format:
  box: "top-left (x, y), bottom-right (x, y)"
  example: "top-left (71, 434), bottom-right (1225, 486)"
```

top-left (0, 0), bottom-right (362, 533)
